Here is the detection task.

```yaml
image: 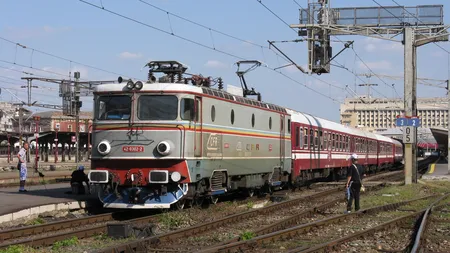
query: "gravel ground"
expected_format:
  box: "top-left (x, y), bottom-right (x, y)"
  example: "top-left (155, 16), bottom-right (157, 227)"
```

top-left (0, 209), bottom-right (89, 230)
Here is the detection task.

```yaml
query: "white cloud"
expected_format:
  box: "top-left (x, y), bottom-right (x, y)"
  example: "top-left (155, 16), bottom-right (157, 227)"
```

top-left (118, 52), bottom-right (143, 59)
top-left (363, 38), bottom-right (403, 53)
top-left (358, 60), bottom-right (393, 70)
top-left (204, 60), bottom-right (227, 69)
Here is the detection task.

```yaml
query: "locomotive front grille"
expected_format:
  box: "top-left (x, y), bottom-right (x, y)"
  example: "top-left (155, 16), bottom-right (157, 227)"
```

top-left (211, 171), bottom-right (226, 191)
top-left (149, 170), bottom-right (169, 183)
top-left (89, 171), bottom-right (108, 183)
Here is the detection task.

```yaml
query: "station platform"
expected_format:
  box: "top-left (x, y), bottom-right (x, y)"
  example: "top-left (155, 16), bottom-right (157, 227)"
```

top-left (0, 183), bottom-right (99, 218)
top-left (422, 158), bottom-right (450, 181)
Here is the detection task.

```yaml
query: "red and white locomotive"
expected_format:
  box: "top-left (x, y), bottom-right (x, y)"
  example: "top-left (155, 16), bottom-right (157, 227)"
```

top-left (88, 60), bottom-right (403, 209)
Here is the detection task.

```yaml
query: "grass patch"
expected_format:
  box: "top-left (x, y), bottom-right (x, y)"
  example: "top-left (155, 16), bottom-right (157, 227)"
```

top-left (52, 236), bottom-right (79, 251)
top-left (246, 201), bottom-right (254, 209)
top-left (26, 217), bottom-right (45, 226)
top-left (240, 231), bottom-right (256, 240)
top-left (360, 183), bottom-right (449, 210)
top-left (158, 212), bottom-right (189, 230)
top-left (0, 245), bottom-right (37, 253)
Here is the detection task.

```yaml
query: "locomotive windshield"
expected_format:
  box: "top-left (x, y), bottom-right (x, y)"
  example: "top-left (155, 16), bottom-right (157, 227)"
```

top-left (138, 95), bottom-right (178, 120)
top-left (96, 95), bottom-right (131, 120)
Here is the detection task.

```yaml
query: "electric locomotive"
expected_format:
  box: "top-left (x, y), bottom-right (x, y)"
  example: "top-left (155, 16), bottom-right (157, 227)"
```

top-left (88, 61), bottom-right (291, 209)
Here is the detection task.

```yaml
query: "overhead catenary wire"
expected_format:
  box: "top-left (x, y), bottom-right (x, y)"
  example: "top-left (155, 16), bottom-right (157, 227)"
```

top-left (78, 0), bottom-right (341, 103)
top-left (137, 0), bottom-right (345, 95)
top-left (0, 36), bottom-right (138, 80)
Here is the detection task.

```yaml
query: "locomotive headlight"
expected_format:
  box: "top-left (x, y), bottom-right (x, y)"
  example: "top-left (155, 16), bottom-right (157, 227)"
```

top-left (156, 141), bottom-right (171, 156)
top-left (97, 140), bottom-right (111, 156)
top-left (170, 171), bottom-right (181, 182)
top-left (134, 81), bottom-right (143, 90)
top-left (126, 80), bottom-right (135, 89)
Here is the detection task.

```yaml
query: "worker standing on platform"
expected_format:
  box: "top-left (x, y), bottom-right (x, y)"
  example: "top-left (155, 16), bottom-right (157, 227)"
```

top-left (345, 153), bottom-right (366, 213)
top-left (17, 142), bottom-right (29, 192)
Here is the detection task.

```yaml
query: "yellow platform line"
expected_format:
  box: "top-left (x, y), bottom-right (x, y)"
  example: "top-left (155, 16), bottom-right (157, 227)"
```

top-left (428, 163), bottom-right (436, 174)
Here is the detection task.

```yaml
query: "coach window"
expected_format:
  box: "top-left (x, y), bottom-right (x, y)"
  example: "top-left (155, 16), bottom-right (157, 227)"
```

top-left (211, 105), bottom-right (216, 122)
top-left (251, 113), bottom-right (255, 128)
top-left (328, 133), bottom-right (332, 150)
top-left (231, 109), bottom-right (235, 125)
top-left (323, 131), bottom-right (328, 150)
top-left (295, 127), bottom-right (300, 147)
top-left (340, 135), bottom-right (343, 151)
top-left (300, 128), bottom-right (304, 148)
top-left (269, 117), bottom-right (272, 130)
top-left (310, 129), bottom-right (314, 149)
top-left (319, 131), bottom-right (323, 150)
top-left (138, 95), bottom-right (178, 120)
top-left (314, 130), bottom-right (318, 149)
top-left (303, 128), bottom-right (308, 149)
top-left (331, 134), bottom-right (336, 150)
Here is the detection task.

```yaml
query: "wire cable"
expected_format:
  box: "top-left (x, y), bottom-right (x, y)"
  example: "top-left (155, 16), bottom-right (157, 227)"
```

top-left (0, 36), bottom-right (137, 79)
top-left (78, 0), bottom-right (340, 102)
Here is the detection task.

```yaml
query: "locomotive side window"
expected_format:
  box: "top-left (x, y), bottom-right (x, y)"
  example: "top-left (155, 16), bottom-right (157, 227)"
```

top-left (303, 128), bottom-right (308, 149)
top-left (181, 98), bottom-right (196, 121)
top-left (211, 105), bottom-right (216, 122)
top-left (231, 109), bottom-right (235, 125)
top-left (287, 119), bottom-right (291, 133)
top-left (269, 117), bottom-right (272, 129)
top-left (138, 95), bottom-right (178, 120)
top-left (96, 95), bottom-right (131, 120)
top-left (251, 114), bottom-right (255, 128)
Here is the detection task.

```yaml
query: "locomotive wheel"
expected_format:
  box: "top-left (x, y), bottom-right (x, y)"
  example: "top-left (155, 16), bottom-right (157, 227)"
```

top-left (246, 189), bottom-right (255, 198)
top-left (173, 199), bottom-right (186, 210)
top-left (193, 196), bottom-right (204, 207)
top-left (210, 196), bottom-right (219, 205)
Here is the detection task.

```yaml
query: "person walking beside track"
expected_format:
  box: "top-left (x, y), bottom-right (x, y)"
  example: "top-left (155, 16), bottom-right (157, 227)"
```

top-left (17, 142), bottom-right (29, 192)
top-left (345, 153), bottom-right (366, 213)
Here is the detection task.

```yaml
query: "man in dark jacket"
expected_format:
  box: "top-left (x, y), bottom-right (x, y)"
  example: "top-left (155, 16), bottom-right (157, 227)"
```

top-left (346, 153), bottom-right (365, 213)
top-left (70, 165), bottom-right (90, 194)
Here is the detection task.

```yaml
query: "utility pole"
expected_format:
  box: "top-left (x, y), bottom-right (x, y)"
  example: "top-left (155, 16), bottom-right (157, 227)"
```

top-left (18, 105), bottom-right (23, 147)
top-left (358, 83), bottom-right (378, 98)
top-left (290, 1), bottom-right (449, 185)
top-left (447, 80), bottom-right (450, 175)
top-left (404, 27), bottom-right (417, 184)
top-left (74, 72), bottom-right (80, 167)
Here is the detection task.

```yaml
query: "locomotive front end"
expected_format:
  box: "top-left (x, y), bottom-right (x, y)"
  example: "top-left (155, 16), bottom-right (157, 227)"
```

top-left (89, 76), bottom-right (195, 209)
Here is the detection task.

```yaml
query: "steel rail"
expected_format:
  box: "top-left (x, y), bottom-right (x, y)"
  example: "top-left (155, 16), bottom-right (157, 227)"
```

top-left (410, 193), bottom-right (450, 253)
top-left (194, 194), bottom-right (438, 253)
top-left (95, 187), bottom-right (342, 253)
top-left (0, 212), bottom-right (118, 242)
top-left (0, 212), bottom-right (163, 249)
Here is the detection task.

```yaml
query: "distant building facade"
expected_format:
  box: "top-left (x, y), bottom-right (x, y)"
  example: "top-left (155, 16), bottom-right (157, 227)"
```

top-left (0, 102), bottom-right (20, 133)
top-left (340, 97), bottom-right (448, 132)
top-left (12, 110), bottom-right (93, 134)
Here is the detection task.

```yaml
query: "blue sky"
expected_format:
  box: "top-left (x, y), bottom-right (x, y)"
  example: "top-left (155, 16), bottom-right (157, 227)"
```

top-left (0, 0), bottom-right (449, 122)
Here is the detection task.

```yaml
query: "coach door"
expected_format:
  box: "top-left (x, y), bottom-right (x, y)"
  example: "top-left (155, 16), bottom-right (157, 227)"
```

top-left (194, 96), bottom-right (202, 157)
top-left (280, 114), bottom-right (286, 168)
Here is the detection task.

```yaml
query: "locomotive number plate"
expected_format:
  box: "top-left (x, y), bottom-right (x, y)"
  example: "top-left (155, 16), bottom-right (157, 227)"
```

top-left (122, 146), bottom-right (145, 152)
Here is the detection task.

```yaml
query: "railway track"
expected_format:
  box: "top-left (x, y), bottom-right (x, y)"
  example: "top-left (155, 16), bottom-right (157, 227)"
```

top-left (0, 210), bottom-right (161, 249)
top-left (94, 183), bottom-right (400, 253)
top-left (410, 194), bottom-right (450, 253)
top-left (94, 187), bottom-right (349, 253)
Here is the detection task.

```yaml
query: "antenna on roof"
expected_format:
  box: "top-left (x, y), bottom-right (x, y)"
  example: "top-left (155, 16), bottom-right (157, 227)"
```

top-left (235, 60), bottom-right (263, 101)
